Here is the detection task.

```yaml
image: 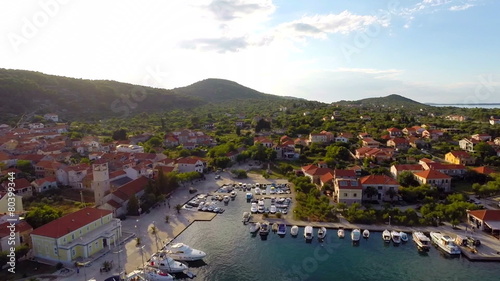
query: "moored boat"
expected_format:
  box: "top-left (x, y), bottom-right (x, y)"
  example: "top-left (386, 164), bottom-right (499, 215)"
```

top-left (246, 192), bottom-right (253, 200)
top-left (362, 229), bottom-right (370, 239)
top-left (242, 212), bottom-right (251, 223)
top-left (126, 269), bottom-right (174, 281)
top-left (149, 252), bottom-right (189, 273)
top-left (430, 232), bottom-right (461, 255)
top-left (259, 222), bottom-right (270, 236)
top-left (272, 223), bottom-right (279, 233)
top-left (249, 222), bottom-right (261, 233)
top-left (230, 191), bottom-right (237, 198)
top-left (304, 225), bottom-right (313, 241)
top-left (351, 229), bottom-right (361, 242)
top-left (318, 227), bottom-right (327, 239)
top-left (223, 195), bottom-right (230, 203)
top-left (400, 232), bottom-right (408, 242)
top-left (382, 230), bottom-right (391, 243)
top-left (291, 225), bottom-right (299, 236)
top-left (412, 232), bottom-right (431, 251)
top-left (277, 223), bottom-right (287, 235)
top-left (337, 227), bottom-right (345, 238)
top-left (163, 243), bottom-right (206, 261)
top-left (391, 231), bottom-right (401, 244)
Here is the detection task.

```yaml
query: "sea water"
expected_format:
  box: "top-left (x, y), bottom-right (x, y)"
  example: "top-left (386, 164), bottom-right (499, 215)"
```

top-left (173, 193), bottom-right (499, 281)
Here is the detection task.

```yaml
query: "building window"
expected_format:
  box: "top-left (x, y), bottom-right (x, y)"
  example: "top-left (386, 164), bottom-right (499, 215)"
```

top-left (353, 193), bottom-right (357, 197)
top-left (72, 234), bottom-right (74, 240)
top-left (344, 193), bottom-right (347, 197)
top-left (72, 249), bottom-right (76, 257)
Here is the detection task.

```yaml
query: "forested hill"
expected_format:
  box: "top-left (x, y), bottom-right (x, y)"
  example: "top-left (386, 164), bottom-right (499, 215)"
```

top-left (0, 69), bottom-right (207, 122)
top-left (335, 94), bottom-right (430, 109)
top-left (171, 78), bottom-right (285, 102)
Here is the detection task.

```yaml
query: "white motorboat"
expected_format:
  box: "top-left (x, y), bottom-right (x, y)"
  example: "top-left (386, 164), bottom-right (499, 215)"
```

top-left (164, 243), bottom-right (206, 261)
top-left (250, 202), bottom-right (258, 213)
top-left (304, 225), bottom-right (313, 240)
top-left (270, 205), bottom-right (277, 214)
top-left (391, 231), bottom-right (401, 244)
top-left (223, 196), bottom-right (230, 203)
top-left (430, 232), bottom-right (461, 255)
top-left (412, 232), bottom-right (431, 251)
top-left (291, 225), bottom-right (299, 236)
top-left (230, 191), bottom-right (237, 198)
top-left (400, 232), bottom-right (409, 242)
top-left (126, 269), bottom-right (174, 281)
top-left (277, 223), bottom-right (287, 235)
top-left (242, 212), bottom-right (251, 223)
top-left (255, 187), bottom-right (261, 195)
top-left (382, 230), bottom-right (391, 243)
top-left (351, 229), bottom-right (361, 242)
top-left (259, 222), bottom-right (270, 236)
top-left (149, 252), bottom-right (189, 273)
top-left (258, 204), bottom-right (265, 213)
top-left (337, 228), bottom-right (345, 238)
top-left (318, 227), bottom-right (327, 239)
top-left (362, 229), bottom-right (370, 239)
top-left (249, 222), bottom-right (261, 233)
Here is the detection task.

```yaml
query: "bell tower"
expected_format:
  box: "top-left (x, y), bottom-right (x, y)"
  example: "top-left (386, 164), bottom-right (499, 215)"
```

top-left (92, 160), bottom-right (110, 206)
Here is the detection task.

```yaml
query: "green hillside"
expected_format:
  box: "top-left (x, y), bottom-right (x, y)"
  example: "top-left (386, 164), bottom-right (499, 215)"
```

top-left (335, 94), bottom-right (431, 108)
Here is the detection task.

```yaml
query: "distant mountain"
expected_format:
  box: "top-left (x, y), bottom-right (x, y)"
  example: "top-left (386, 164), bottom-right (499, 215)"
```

top-left (172, 78), bottom-right (285, 102)
top-left (334, 94), bottom-right (430, 108)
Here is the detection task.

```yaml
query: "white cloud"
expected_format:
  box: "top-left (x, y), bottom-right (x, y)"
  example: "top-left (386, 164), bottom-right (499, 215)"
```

top-left (206, 0), bottom-right (275, 21)
top-left (334, 68), bottom-right (404, 79)
top-left (449, 3), bottom-right (475, 11)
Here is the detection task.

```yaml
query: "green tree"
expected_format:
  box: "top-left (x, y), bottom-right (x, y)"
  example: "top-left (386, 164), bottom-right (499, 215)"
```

top-left (364, 186), bottom-right (379, 200)
top-left (112, 129), bottom-right (128, 140)
top-left (16, 160), bottom-right (33, 174)
top-left (25, 205), bottom-right (63, 228)
top-left (397, 171), bottom-right (419, 187)
top-left (127, 195), bottom-right (140, 216)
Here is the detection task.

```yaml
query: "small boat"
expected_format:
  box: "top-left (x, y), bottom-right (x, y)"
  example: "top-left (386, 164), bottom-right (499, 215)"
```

top-left (197, 202), bottom-right (205, 211)
top-left (430, 232), bottom-right (461, 255)
top-left (304, 225), bottom-right (313, 241)
top-left (412, 232), bottom-right (431, 251)
top-left (223, 195), bottom-right (230, 203)
top-left (163, 243), bottom-right (206, 261)
top-left (149, 252), bottom-right (189, 273)
top-left (400, 232), bottom-right (408, 242)
top-left (259, 222), bottom-right (270, 236)
top-left (318, 227), bottom-right (327, 239)
top-left (277, 223), bottom-right (287, 235)
top-left (382, 230), bottom-right (391, 243)
top-left (391, 231), bottom-right (401, 244)
top-left (362, 229), bottom-right (370, 239)
top-left (242, 212), bottom-right (251, 223)
top-left (337, 227), bottom-right (345, 238)
top-left (126, 269), bottom-right (174, 281)
top-left (258, 204), bottom-right (265, 213)
top-left (255, 187), bottom-right (261, 195)
top-left (272, 223), bottom-right (279, 233)
top-left (351, 229), bottom-right (361, 242)
top-left (230, 191), bottom-right (237, 198)
top-left (250, 203), bottom-right (258, 213)
top-left (291, 225), bottom-right (299, 236)
top-left (270, 205), bottom-right (277, 214)
top-left (246, 193), bottom-right (253, 200)
top-left (249, 222), bottom-right (261, 233)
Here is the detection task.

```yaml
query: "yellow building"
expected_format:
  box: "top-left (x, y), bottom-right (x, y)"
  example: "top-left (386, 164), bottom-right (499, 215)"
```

top-left (445, 151), bottom-right (475, 165)
top-left (30, 208), bottom-right (121, 263)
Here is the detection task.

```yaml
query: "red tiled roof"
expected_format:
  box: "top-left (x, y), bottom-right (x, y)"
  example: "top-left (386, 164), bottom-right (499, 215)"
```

top-left (471, 166), bottom-right (495, 175)
top-left (414, 170), bottom-right (451, 179)
top-left (33, 177), bottom-right (57, 186)
top-left (448, 150), bottom-right (471, 158)
top-left (387, 127), bottom-right (402, 132)
top-left (109, 170), bottom-right (127, 179)
top-left (309, 168), bottom-right (333, 176)
top-left (176, 157), bottom-right (204, 164)
top-left (106, 199), bottom-right (122, 209)
top-left (301, 164), bottom-right (317, 172)
top-left (113, 176), bottom-right (149, 201)
top-left (336, 178), bottom-right (362, 189)
top-left (334, 169), bottom-right (356, 178)
top-left (360, 175), bottom-right (398, 185)
top-left (31, 208), bottom-right (112, 238)
top-left (320, 172), bottom-right (334, 183)
top-left (468, 210), bottom-right (500, 221)
top-left (393, 164), bottom-right (424, 171)
top-left (0, 221), bottom-right (32, 238)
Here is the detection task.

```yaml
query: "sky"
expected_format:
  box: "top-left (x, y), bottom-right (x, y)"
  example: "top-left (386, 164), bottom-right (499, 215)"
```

top-left (1, 0), bottom-right (499, 104)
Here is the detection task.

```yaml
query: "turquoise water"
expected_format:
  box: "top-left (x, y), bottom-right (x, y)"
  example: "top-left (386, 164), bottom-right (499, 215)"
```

top-left (174, 194), bottom-right (499, 281)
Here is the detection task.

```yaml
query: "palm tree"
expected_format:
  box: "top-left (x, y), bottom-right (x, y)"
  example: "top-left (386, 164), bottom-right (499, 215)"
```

top-left (150, 225), bottom-right (157, 235)
top-left (175, 204), bottom-right (182, 214)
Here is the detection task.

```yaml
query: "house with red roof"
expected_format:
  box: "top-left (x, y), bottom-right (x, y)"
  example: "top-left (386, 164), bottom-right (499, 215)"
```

top-left (333, 178), bottom-right (362, 205)
top-left (30, 208), bottom-right (121, 262)
top-left (361, 138), bottom-right (380, 148)
top-left (471, 166), bottom-right (496, 175)
top-left (176, 157), bottom-right (206, 173)
top-left (471, 133), bottom-right (492, 142)
top-left (467, 210), bottom-right (500, 234)
top-left (390, 164), bottom-right (424, 178)
top-left (1, 178), bottom-right (33, 197)
top-left (413, 170), bottom-right (452, 192)
top-left (254, 136), bottom-right (274, 148)
top-left (445, 151), bottom-right (475, 165)
top-left (360, 175), bottom-right (400, 202)
top-left (387, 137), bottom-right (410, 150)
top-left (301, 164), bottom-right (334, 186)
top-left (387, 127), bottom-right (402, 137)
top-left (100, 176), bottom-right (150, 216)
top-left (31, 177), bottom-right (58, 193)
top-left (459, 138), bottom-right (480, 152)
top-left (0, 220), bottom-right (33, 251)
